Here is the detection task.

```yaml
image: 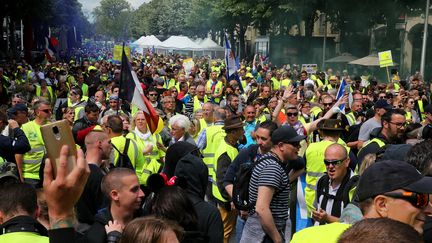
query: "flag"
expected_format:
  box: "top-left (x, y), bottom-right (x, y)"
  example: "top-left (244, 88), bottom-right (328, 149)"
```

top-left (224, 33), bottom-right (238, 78)
top-left (119, 45), bottom-right (161, 134)
top-left (45, 36), bottom-right (58, 61)
top-left (335, 78), bottom-right (353, 114)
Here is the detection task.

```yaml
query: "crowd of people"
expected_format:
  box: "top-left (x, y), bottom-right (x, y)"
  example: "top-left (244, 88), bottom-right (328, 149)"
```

top-left (1, 48), bottom-right (432, 243)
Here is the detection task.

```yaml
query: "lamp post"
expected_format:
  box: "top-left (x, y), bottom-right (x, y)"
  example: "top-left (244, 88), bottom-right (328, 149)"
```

top-left (420, 0), bottom-right (430, 79)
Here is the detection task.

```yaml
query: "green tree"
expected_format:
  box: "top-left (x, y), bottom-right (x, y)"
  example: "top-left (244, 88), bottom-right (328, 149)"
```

top-left (93, 0), bottom-right (131, 41)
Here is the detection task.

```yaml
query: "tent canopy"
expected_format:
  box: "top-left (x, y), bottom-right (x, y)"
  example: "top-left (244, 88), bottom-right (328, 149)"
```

top-left (348, 54), bottom-right (398, 67)
top-left (197, 37), bottom-right (224, 51)
top-left (159, 36), bottom-right (203, 51)
top-left (326, 53), bottom-right (358, 63)
top-left (132, 35), bottom-right (162, 48)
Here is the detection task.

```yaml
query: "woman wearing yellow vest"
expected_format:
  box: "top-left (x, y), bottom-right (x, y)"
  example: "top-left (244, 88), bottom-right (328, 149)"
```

top-left (404, 97), bottom-right (420, 124)
top-left (126, 111), bottom-right (165, 185)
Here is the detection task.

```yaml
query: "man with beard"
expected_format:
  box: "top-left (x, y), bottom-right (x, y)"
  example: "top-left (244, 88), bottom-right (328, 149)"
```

top-left (357, 109), bottom-right (406, 164)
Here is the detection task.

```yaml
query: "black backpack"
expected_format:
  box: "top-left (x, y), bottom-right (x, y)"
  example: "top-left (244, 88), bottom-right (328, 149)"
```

top-left (232, 155), bottom-right (268, 211)
top-left (112, 138), bottom-right (134, 170)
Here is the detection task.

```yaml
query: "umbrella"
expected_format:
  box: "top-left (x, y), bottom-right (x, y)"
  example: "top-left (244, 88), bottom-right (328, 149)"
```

top-left (348, 54), bottom-right (398, 67)
top-left (325, 53), bottom-right (358, 63)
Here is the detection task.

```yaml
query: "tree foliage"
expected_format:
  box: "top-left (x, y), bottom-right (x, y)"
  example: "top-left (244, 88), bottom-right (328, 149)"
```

top-left (93, 0), bottom-right (131, 41)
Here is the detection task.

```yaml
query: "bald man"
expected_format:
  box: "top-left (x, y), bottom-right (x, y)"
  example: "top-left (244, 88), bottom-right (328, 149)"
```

top-left (76, 131), bottom-right (112, 232)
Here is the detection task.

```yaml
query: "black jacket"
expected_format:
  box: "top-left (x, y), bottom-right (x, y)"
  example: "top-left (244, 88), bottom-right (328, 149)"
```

top-left (0, 215), bottom-right (47, 237)
top-left (85, 207), bottom-right (112, 243)
top-left (0, 127), bottom-right (30, 163)
top-left (175, 153), bottom-right (224, 243)
top-left (72, 116), bottom-right (97, 145)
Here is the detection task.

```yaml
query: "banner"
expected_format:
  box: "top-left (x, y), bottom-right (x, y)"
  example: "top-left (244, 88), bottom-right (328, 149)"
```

top-left (114, 45), bottom-right (131, 61)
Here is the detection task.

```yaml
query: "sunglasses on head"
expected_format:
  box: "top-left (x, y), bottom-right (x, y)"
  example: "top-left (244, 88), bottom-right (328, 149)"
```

top-left (383, 191), bottom-right (429, 209)
top-left (324, 158), bottom-right (346, 166)
top-left (286, 112), bottom-right (298, 117)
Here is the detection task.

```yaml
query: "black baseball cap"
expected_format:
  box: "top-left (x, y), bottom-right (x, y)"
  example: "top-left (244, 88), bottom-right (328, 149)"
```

top-left (357, 160), bottom-right (432, 201)
top-left (374, 99), bottom-right (392, 110)
top-left (271, 125), bottom-right (306, 144)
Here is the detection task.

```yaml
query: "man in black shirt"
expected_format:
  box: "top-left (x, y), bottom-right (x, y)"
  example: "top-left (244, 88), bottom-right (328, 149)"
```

top-left (75, 131), bottom-right (111, 233)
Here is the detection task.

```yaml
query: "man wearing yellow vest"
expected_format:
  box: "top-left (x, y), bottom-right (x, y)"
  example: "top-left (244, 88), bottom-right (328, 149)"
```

top-left (197, 108), bottom-right (226, 202)
top-left (304, 119), bottom-right (354, 218)
top-left (66, 87), bottom-right (87, 121)
top-left (357, 109), bottom-right (406, 165)
top-left (212, 115), bottom-right (244, 243)
top-left (102, 115), bottom-right (142, 169)
top-left (193, 84), bottom-right (208, 113)
top-left (16, 100), bottom-right (52, 187)
top-left (206, 71), bottom-right (224, 104)
top-left (0, 183), bottom-right (49, 243)
top-left (199, 102), bottom-right (214, 135)
top-left (292, 160), bottom-right (432, 243)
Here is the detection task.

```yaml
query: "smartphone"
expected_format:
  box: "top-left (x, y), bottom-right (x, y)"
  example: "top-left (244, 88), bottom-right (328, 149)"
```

top-left (41, 120), bottom-right (77, 178)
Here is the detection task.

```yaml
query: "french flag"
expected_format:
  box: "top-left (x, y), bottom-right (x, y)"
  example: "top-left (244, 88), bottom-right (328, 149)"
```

top-left (45, 36), bottom-right (58, 61)
top-left (119, 45), bottom-right (161, 134)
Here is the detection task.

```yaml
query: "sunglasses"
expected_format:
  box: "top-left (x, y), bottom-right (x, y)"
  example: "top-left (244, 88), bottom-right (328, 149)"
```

top-left (40, 109), bottom-right (52, 113)
top-left (324, 158), bottom-right (346, 166)
top-left (323, 103), bottom-right (333, 106)
top-left (149, 93), bottom-right (158, 96)
top-left (383, 191), bottom-right (429, 209)
top-left (286, 112), bottom-right (298, 117)
top-left (286, 142), bottom-right (301, 148)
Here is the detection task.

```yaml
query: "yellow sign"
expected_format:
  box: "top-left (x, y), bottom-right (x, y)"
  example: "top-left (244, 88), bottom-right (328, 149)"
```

top-left (113, 45), bottom-right (131, 61)
top-left (378, 50), bottom-right (393, 68)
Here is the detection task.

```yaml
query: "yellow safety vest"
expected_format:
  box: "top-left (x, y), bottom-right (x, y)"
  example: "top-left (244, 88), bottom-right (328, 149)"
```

top-left (304, 139), bottom-right (349, 214)
top-left (193, 96), bottom-right (208, 112)
top-left (198, 118), bottom-right (210, 136)
top-left (417, 100), bottom-right (426, 121)
top-left (310, 106), bottom-right (322, 118)
top-left (291, 222), bottom-right (351, 243)
top-left (405, 111), bottom-right (412, 123)
top-left (21, 120), bottom-right (46, 180)
top-left (126, 131), bottom-right (164, 185)
top-left (316, 79), bottom-right (324, 87)
top-left (357, 138), bottom-right (386, 156)
top-left (212, 139), bottom-right (238, 202)
top-left (111, 136), bottom-right (140, 169)
top-left (202, 125), bottom-right (226, 180)
top-left (206, 80), bottom-right (223, 103)
top-left (280, 78), bottom-right (292, 88)
top-left (346, 112), bottom-right (356, 126)
top-left (271, 77), bottom-right (280, 90)
top-left (163, 78), bottom-right (176, 89)
top-left (78, 83), bottom-right (89, 97)
top-left (0, 231), bottom-right (49, 243)
top-left (35, 86), bottom-right (54, 103)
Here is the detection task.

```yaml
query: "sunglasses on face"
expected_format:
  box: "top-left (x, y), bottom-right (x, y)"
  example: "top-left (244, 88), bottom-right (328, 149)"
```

top-left (323, 103), bottom-right (333, 107)
top-left (149, 93), bottom-right (158, 96)
top-left (324, 158), bottom-right (346, 166)
top-left (40, 109), bottom-right (52, 113)
top-left (383, 191), bottom-right (429, 209)
top-left (286, 112), bottom-right (298, 117)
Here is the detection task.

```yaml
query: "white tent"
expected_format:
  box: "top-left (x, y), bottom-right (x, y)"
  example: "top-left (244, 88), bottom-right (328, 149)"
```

top-left (159, 36), bottom-right (203, 51)
top-left (133, 35), bottom-right (162, 48)
top-left (197, 37), bottom-right (224, 51)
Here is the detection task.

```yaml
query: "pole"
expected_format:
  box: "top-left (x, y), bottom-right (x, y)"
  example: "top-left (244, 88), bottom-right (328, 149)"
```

top-left (420, 0), bottom-right (430, 78)
top-left (322, 12), bottom-right (327, 71)
top-left (20, 19), bottom-right (24, 51)
top-left (386, 66), bottom-right (391, 83)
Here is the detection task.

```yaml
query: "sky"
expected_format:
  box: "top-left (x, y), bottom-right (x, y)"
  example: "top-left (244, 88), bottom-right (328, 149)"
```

top-left (79, 0), bottom-right (148, 20)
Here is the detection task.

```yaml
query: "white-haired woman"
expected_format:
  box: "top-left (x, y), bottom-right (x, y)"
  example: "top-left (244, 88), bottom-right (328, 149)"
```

top-left (126, 110), bottom-right (165, 185)
top-left (168, 114), bottom-right (196, 146)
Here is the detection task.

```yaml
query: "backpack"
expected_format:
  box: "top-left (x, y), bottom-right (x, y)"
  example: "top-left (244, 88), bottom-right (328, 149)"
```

top-left (232, 153), bottom-right (281, 211)
top-left (112, 138), bottom-right (134, 170)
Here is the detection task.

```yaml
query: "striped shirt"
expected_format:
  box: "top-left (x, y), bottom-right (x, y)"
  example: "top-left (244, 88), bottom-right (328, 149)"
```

top-left (249, 152), bottom-right (290, 221)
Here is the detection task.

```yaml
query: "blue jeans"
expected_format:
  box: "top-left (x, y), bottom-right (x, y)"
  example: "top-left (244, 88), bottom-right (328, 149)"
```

top-left (236, 216), bottom-right (246, 243)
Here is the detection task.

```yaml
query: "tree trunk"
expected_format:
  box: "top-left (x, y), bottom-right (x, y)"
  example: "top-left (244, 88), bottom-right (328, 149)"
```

top-left (239, 23), bottom-right (247, 60)
top-left (23, 16), bottom-right (33, 63)
top-left (9, 18), bottom-right (18, 59)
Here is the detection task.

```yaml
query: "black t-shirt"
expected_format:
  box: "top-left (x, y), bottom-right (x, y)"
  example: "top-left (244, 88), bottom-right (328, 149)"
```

top-left (75, 164), bottom-right (107, 224)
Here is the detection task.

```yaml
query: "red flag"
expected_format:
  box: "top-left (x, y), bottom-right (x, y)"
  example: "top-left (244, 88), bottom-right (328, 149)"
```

top-left (119, 45), bottom-right (160, 133)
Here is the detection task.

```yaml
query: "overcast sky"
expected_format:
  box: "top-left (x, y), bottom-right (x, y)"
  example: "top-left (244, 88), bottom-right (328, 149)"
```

top-left (79, 0), bottom-right (148, 20)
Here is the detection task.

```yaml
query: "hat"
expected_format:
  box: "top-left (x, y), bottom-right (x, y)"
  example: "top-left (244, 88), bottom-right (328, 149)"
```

top-left (109, 95), bottom-right (119, 101)
top-left (317, 119), bottom-right (345, 131)
top-left (88, 66), bottom-right (97, 72)
top-left (271, 125), bottom-right (306, 144)
top-left (381, 144), bottom-right (412, 161)
top-left (223, 115), bottom-right (244, 131)
top-left (424, 105), bottom-right (432, 114)
top-left (0, 162), bottom-right (19, 182)
top-left (164, 141), bottom-right (199, 178)
top-left (9, 103), bottom-right (28, 114)
top-left (357, 160), bottom-right (432, 201)
top-left (329, 75), bottom-right (337, 80)
top-left (374, 99), bottom-right (392, 110)
top-left (245, 73), bottom-right (253, 79)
